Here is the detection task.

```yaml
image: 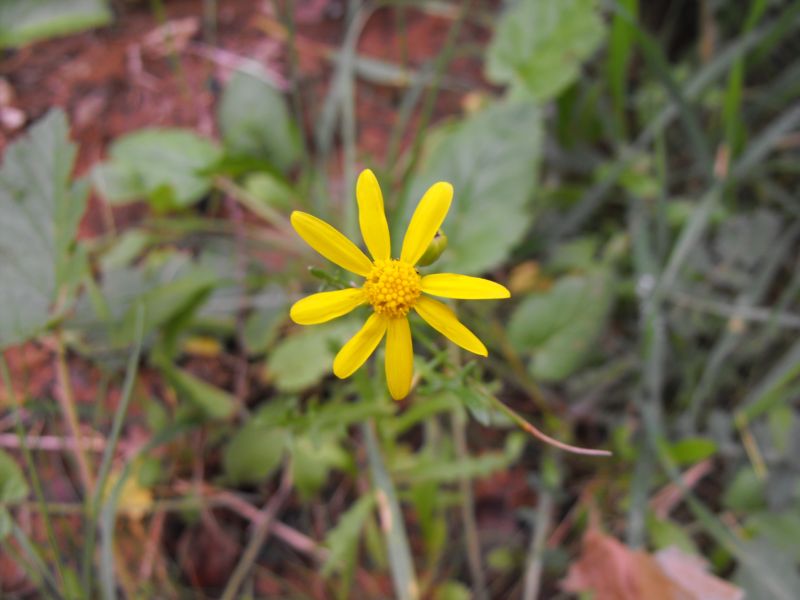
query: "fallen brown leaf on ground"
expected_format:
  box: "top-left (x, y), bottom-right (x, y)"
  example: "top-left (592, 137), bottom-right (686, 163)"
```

top-left (562, 528), bottom-right (743, 600)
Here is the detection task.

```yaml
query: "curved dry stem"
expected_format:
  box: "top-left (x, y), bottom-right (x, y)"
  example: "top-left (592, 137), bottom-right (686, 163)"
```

top-left (488, 395), bottom-right (612, 457)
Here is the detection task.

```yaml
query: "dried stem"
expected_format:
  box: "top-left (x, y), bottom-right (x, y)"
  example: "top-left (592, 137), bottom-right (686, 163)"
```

top-left (54, 332), bottom-right (94, 492)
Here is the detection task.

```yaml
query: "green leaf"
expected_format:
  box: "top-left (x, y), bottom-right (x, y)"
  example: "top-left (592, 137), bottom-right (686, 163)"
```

top-left (485, 0), bottom-right (606, 100)
top-left (0, 508), bottom-right (11, 541)
top-left (322, 493), bottom-right (376, 577)
top-left (401, 101), bottom-right (542, 275)
top-left (290, 435), bottom-right (349, 500)
top-left (0, 0), bottom-right (111, 47)
top-left (665, 437), bottom-right (717, 466)
top-left (92, 129), bottom-right (222, 209)
top-left (433, 581), bottom-right (472, 600)
top-left (509, 271), bottom-right (614, 381)
top-left (646, 514), bottom-right (698, 554)
top-left (393, 434), bottom-right (525, 484)
top-left (266, 320), bottom-right (360, 392)
top-left (723, 467), bottom-right (765, 511)
top-left (0, 109), bottom-right (87, 349)
top-left (162, 366), bottom-right (236, 421)
top-left (0, 450), bottom-right (28, 504)
top-left (242, 172), bottom-right (296, 213)
top-left (218, 68), bottom-right (301, 172)
top-left (223, 425), bottom-right (287, 485)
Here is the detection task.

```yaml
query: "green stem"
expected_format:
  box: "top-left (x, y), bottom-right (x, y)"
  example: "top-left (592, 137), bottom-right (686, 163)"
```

top-left (447, 341), bottom-right (487, 599)
top-left (362, 419), bottom-right (419, 600)
top-left (82, 305), bottom-right (144, 593)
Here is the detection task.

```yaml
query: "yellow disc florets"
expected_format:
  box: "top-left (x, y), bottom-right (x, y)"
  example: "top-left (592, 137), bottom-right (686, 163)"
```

top-left (363, 259), bottom-right (422, 318)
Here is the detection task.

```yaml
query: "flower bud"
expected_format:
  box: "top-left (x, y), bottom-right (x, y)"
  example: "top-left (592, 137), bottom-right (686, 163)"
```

top-left (417, 230), bottom-right (448, 267)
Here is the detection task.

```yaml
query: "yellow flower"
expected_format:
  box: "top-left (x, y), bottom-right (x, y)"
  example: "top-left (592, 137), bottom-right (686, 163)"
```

top-left (289, 169), bottom-right (510, 400)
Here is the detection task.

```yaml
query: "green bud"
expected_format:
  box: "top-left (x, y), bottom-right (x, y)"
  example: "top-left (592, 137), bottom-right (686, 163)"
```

top-left (417, 230), bottom-right (448, 267)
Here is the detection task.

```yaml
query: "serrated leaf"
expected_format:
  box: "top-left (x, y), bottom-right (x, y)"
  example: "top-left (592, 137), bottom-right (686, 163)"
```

top-left (0, 109), bottom-right (87, 349)
top-left (92, 128), bottom-right (222, 209)
top-left (400, 101), bottom-right (542, 275)
top-left (0, 450), bottom-right (28, 504)
top-left (509, 271), bottom-right (614, 381)
top-left (393, 434), bottom-right (524, 484)
top-left (486, 0), bottom-right (606, 100)
top-left (0, 0), bottom-right (111, 47)
top-left (266, 320), bottom-right (360, 392)
top-left (218, 68), bottom-right (300, 172)
top-left (223, 425), bottom-right (287, 485)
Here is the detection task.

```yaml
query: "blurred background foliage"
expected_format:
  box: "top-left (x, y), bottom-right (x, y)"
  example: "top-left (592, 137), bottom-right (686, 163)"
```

top-left (0, 0), bottom-right (799, 598)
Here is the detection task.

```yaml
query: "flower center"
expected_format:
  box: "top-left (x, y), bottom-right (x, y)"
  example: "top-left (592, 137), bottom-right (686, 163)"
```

top-left (363, 259), bottom-right (421, 318)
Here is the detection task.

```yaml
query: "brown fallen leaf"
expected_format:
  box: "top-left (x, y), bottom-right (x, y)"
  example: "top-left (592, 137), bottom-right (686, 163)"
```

top-left (562, 528), bottom-right (743, 600)
top-left (656, 547), bottom-right (744, 600)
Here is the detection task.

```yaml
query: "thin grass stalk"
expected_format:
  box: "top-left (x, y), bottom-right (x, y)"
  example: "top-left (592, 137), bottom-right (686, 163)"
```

top-left (446, 340), bottom-right (487, 599)
top-left (54, 331), bottom-right (94, 493)
top-left (82, 305), bottom-right (144, 593)
top-left (521, 456), bottom-right (556, 600)
top-left (551, 6), bottom-right (800, 240)
top-left (362, 419), bottom-right (419, 600)
top-left (10, 523), bottom-right (63, 598)
top-left (0, 356), bottom-right (68, 593)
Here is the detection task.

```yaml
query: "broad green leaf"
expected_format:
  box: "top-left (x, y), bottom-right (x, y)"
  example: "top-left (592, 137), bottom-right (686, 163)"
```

top-left (92, 129), bottom-right (222, 209)
top-left (0, 450), bottom-right (28, 504)
top-left (485, 0), bottom-right (606, 100)
top-left (0, 0), bottom-right (111, 47)
top-left (223, 425), bottom-right (287, 485)
top-left (266, 320), bottom-right (360, 392)
top-left (401, 101), bottom-right (542, 275)
top-left (322, 493), bottom-right (376, 577)
top-left (162, 366), bottom-right (236, 421)
top-left (0, 109), bottom-right (87, 349)
top-left (218, 68), bottom-right (301, 172)
top-left (509, 271), bottom-right (614, 381)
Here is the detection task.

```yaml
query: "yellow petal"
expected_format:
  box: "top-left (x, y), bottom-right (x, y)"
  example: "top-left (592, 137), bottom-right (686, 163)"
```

top-left (414, 296), bottom-right (487, 356)
top-left (421, 273), bottom-right (511, 300)
top-left (385, 317), bottom-right (413, 400)
top-left (290, 288), bottom-right (366, 325)
top-left (357, 169), bottom-right (391, 261)
top-left (333, 313), bottom-right (387, 378)
top-left (400, 182), bottom-right (453, 265)
top-left (291, 211), bottom-right (373, 277)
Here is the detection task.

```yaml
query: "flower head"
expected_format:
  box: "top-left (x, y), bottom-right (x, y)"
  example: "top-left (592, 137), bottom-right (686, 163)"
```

top-left (289, 169), bottom-right (510, 400)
